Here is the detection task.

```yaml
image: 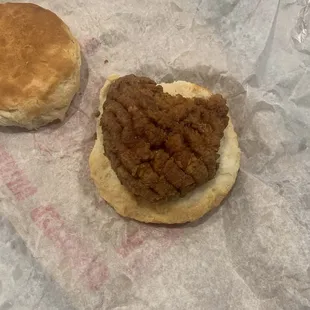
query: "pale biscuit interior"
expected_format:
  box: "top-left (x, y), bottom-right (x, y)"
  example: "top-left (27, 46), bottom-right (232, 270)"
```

top-left (89, 75), bottom-right (240, 224)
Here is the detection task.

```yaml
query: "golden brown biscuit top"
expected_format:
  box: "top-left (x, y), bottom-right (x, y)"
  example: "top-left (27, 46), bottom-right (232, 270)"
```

top-left (0, 3), bottom-right (77, 111)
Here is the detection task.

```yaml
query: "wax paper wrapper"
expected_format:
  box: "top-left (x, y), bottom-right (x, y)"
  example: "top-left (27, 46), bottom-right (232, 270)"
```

top-left (0, 0), bottom-right (310, 309)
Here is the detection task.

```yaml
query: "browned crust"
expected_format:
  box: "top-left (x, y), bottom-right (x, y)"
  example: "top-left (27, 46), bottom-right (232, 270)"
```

top-left (0, 3), bottom-right (80, 128)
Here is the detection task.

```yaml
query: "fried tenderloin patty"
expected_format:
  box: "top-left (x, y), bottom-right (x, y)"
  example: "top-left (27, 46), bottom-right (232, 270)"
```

top-left (100, 75), bottom-right (229, 202)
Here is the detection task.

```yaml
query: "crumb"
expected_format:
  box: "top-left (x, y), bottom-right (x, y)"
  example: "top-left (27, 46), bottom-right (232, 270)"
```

top-left (93, 111), bottom-right (100, 118)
